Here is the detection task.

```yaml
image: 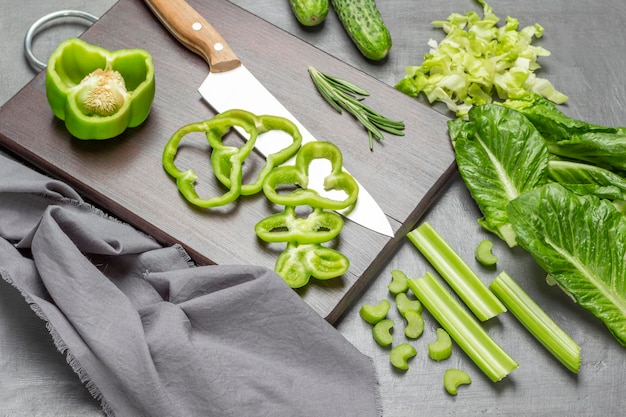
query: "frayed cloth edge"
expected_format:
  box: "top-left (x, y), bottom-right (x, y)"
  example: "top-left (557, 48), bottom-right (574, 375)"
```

top-left (0, 267), bottom-right (116, 417)
top-left (172, 243), bottom-right (197, 269)
top-left (369, 355), bottom-right (384, 417)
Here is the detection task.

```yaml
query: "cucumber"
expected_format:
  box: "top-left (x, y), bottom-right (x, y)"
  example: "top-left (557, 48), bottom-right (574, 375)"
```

top-left (330, 0), bottom-right (392, 61)
top-left (288, 0), bottom-right (329, 27)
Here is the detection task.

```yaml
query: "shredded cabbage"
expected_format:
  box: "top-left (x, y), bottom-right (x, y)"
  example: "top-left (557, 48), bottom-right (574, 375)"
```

top-left (395, 0), bottom-right (567, 117)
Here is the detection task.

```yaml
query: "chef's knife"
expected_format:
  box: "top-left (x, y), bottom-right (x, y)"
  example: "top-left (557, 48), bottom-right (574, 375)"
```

top-left (144, 0), bottom-right (393, 237)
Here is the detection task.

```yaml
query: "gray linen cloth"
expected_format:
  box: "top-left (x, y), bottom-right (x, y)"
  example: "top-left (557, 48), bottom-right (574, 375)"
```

top-left (0, 153), bottom-right (380, 417)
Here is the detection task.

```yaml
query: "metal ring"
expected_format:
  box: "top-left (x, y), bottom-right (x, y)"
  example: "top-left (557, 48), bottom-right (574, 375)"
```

top-left (24, 10), bottom-right (98, 72)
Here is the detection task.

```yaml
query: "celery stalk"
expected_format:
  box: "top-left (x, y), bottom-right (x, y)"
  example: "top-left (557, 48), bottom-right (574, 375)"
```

top-left (407, 222), bottom-right (506, 321)
top-left (489, 271), bottom-right (581, 374)
top-left (408, 273), bottom-right (518, 382)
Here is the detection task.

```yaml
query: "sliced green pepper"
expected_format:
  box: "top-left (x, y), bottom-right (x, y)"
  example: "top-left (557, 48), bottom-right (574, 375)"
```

top-left (45, 38), bottom-right (155, 140)
top-left (254, 205), bottom-right (344, 244)
top-left (275, 242), bottom-right (349, 288)
top-left (162, 109), bottom-right (302, 208)
top-left (209, 113), bottom-right (303, 195)
top-left (263, 141), bottom-right (359, 210)
top-left (255, 201), bottom-right (348, 288)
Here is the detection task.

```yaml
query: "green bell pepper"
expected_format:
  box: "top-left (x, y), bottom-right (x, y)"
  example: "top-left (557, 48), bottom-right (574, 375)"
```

top-left (274, 242), bottom-right (350, 288)
top-left (162, 109), bottom-right (302, 208)
top-left (254, 205), bottom-right (344, 244)
top-left (262, 141), bottom-right (359, 210)
top-left (255, 205), bottom-right (348, 288)
top-left (208, 112), bottom-right (303, 195)
top-left (254, 140), bottom-right (357, 288)
top-left (46, 38), bottom-right (155, 140)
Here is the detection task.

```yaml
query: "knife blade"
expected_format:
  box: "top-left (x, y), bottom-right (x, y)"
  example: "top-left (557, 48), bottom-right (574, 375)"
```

top-left (144, 0), bottom-right (394, 237)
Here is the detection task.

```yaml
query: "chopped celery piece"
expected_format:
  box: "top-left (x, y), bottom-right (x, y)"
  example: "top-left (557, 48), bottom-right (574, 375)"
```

top-left (428, 328), bottom-right (453, 361)
top-left (489, 271), bottom-right (581, 374)
top-left (475, 239), bottom-right (498, 266)
top-left (404, 311), bottom-right (425, 339)
top-left (388, 269), bottom-right (410, 294)
top-left (372, 319), bottom-right (395, 347)
top-left (359, 299), bottom-right (391, 324)
top-left (390, 343), bottom-right (417, 371)
top-left (407, 222), bottom-right (506, 321)
top-left (408, 273), bottom-right (518, 382)
top-left (443, 369), bottom-right (472, 395)
top-left (396, 292), bottom-right (422, 317)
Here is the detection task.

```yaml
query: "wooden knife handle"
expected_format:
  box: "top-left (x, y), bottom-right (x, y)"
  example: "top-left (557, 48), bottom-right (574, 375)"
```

top-left (144, 0), bottom-right (241, 72)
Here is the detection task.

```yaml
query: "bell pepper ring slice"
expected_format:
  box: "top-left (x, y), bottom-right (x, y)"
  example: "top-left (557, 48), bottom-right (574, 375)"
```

top-left (162, 110), bottom-right (256, 208)
top-left (162, 109), bottom-right (302, 208)
top-left (275, 242), bottom-right (350, 288)
top-left (45, 37), bottom-right (155, 140)
top-left (254, 206), bottom-right (344, 244)
top-left (207, 111), bottom-right (302, 195)
top-left (262, 141), bottom-right (359, 210)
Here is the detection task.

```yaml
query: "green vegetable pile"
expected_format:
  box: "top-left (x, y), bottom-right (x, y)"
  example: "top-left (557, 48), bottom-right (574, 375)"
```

top-left (162, 110), bottom-right (356, 289)
top-left (256, 141), bottom-right (356, 288)
top-left (360, 221), bottom-right (582, 394)
top-left (449, 94), bottom-right (626, 347)
top-left (354, 0), bottom-right (624, 399)
top-left (395, 0), bottom-right (567, 117)
top-left (407, 225), bottom-right (578, 376)
top-left (359, 269), bottom-right (477, 395)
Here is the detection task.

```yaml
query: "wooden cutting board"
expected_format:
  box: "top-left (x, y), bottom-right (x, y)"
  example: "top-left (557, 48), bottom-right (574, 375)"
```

top-left (0, 0), bottom-right (455, 323)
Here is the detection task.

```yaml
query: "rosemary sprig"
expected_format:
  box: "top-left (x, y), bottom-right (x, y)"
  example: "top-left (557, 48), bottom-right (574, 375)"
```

top-left (308, 66), bottom-right (405, 150)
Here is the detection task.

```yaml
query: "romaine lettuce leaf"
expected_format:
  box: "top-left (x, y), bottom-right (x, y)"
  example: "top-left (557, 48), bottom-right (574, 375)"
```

top-left (448, 104), bottom-right (549, 246)
top-left (548, 160), bottom-right (626, 201)
top-left (504, 94), bottom-right (626, 171)
top-left (508, 183), bottom-right (626, 347)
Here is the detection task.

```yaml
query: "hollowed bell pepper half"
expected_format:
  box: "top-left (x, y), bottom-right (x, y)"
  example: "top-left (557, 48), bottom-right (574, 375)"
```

top-left (46, 38), bottom-right (155, 140)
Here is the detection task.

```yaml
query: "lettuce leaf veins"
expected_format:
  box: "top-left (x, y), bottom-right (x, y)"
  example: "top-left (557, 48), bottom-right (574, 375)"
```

top-left (504, 94), bottom-right (626, 172)
top-left (448, 104), bottom-right (549, 246)
top-left (508, 183), bottom-right (626, 347)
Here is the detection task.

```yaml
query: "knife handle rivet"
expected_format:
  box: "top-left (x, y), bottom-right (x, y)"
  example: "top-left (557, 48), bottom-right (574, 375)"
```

top-left (214, 42), bottom-right (224, 51)
top-left (192, 22), bottom-right (202, 31)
